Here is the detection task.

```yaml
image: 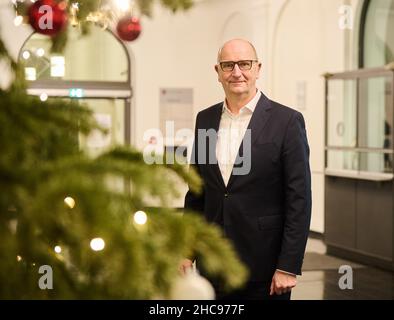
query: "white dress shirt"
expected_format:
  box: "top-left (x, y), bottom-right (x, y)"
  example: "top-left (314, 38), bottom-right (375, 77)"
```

top-left (216, 91), bottom-right (261, 186)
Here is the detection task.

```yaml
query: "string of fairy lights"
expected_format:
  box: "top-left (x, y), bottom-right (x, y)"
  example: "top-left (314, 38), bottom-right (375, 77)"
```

top-left (14, 195), bottom-right (149, 263)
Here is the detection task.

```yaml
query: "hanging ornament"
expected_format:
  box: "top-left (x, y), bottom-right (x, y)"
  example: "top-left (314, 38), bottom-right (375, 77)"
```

top-left (28, 0), bottom-right (68, 36)
top-left (116, 16), bottom-right (141, 42)
top-left (169, 270), bottom-right (215, 300)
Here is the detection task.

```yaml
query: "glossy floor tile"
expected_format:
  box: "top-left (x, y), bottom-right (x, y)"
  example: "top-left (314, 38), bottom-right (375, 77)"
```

top-left (292, 238), bottom-right (394, 300)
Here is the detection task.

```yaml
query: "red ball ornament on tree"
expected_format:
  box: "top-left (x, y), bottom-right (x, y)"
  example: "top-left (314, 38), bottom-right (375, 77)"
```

top-left (28, 0), bottom-right (68, 36)
top-left (116, 16), bottom-right (142, 42)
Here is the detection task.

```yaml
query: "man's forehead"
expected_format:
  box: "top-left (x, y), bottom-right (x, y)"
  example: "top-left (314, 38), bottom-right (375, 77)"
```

top-left (218, 40), bottom-right (257, 60)
top-left (223, 40), bottom-right (252, 50)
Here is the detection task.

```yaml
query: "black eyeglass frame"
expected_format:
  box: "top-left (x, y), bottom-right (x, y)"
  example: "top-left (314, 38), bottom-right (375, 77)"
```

top-left (218, 60), bottom-right (259, 72)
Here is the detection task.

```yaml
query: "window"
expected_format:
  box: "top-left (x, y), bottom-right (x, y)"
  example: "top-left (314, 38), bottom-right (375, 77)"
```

top-left (325, 69), bottom-right (394, 179)
top-left (361, 0), bottom-right (394, 68)
top-left (19, 25), bottom-right (132, 154)
top-left (20, 26), bottom-right (129, 82)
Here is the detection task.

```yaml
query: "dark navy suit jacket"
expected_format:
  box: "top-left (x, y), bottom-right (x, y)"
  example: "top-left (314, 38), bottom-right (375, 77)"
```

top-left (185, 92), bottom-right (312, 282)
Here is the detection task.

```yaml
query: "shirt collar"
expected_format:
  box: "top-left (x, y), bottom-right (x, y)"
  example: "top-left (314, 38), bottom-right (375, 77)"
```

top-left (222, 90), bottom-right (261, 116)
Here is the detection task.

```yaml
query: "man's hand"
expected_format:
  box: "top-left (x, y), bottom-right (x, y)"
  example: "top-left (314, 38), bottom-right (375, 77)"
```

top-left (270, 270), bottom-right (297, 295)
top-left (179, 258), bottom-right (193, 275)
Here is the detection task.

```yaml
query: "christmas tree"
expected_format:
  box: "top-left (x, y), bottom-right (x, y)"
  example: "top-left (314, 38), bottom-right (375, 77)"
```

top-left (0, 0), bottom-right (247, 299)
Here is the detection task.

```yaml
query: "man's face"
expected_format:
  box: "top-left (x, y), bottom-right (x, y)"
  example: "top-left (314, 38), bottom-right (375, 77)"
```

top-left (215, 40), bottom-right (261, 97)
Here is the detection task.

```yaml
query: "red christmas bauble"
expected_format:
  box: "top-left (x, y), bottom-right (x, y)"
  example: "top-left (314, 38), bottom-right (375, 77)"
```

top-left (116, 16), bottom-right (141, 42)
top-left (28, 0), bottom-right (68, 36)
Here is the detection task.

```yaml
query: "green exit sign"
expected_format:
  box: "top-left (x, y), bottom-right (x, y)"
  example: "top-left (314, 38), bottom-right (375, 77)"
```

top-left (69, 88), bottom-right (84, 98)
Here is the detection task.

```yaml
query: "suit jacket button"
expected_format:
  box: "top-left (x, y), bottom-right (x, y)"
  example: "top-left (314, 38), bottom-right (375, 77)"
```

top-left (224, 193), bottom-right (229, 198)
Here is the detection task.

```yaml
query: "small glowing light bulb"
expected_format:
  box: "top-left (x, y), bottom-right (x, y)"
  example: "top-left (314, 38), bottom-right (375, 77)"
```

top-left (115, 0), bottom-right (130, 12)
top-left (17, 255), bottom-right (22, 262)
top-left (40, 93), bottom-right (48, 101)
top-left (64, 196), bottom-right (75, 209)
top-left (54, 246), bottom-right (62, 253)
top-left (90, 238), bottom-right (105, 251)
top-left (22, 50), bottom-right (30, 60)
top-left (134, 211), bottom-right (147, 225)
top-left (36, 48), bottom-right (45, 57)
top-left (14, 15), bottom-right (23, 26)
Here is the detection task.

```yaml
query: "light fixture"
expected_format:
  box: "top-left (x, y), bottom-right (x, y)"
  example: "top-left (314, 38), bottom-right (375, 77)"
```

top-left (134, 210), bottom-right (147, 225)
top-left (14, 15), bottom-right (23, 26)
top-left (36, 48), bottom-right (45, 57)
top-left (25, 67), bottom-right (36, 81)
top-left (50, 55), bottom-right (65, 77)
top-left (114, 0), bottom-right (131, 12)
top-left (90, 238), bottom-right (105, 251)
top-left (64, 196), bottom-right (76, 209)
top-left (40, 93), bottom-right (48, 101)
top-left (22, 50), bottom-right (30, 60)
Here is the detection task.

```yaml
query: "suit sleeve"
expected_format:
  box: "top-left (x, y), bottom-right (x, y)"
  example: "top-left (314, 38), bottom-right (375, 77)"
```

top-left (276, 111), bottom-right (312, 275)
top-left (184, 112), bottom-right (205, 215)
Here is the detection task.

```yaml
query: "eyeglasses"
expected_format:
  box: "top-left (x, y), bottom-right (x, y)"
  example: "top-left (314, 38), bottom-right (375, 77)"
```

top-left (219, 60), bottom-right (258, 72)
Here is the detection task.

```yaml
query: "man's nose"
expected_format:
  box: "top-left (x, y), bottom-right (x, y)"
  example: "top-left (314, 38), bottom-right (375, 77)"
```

top-left (231, 64), bottom-right (242, 77)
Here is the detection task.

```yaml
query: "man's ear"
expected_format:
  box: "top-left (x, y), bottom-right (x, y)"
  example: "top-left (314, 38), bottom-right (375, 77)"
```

top-left (214, 65), bottom-right (221, 82)
top-left (256, 63), bottom-right (262, 78)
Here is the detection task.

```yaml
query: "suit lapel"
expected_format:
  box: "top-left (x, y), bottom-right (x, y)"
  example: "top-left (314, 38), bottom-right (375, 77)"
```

top-left (209, 103), bottom-right (226, 189)
top-left (226, 93), bottom-right (273, 189)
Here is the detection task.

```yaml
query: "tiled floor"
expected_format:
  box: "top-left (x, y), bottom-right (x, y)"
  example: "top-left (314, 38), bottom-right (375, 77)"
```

top-left (292, 238), bottom-right (394, 300)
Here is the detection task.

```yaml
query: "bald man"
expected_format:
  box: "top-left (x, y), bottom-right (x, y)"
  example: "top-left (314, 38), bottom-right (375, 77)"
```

top-left (183, 39), bottom-right (312, 300)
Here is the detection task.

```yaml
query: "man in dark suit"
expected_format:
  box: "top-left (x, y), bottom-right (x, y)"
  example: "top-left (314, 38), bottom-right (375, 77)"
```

top-left (182, 39), bottom-right (311, 300)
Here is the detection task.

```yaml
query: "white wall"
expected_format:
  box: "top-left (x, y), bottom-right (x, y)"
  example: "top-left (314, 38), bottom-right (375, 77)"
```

top-left (267, 0), bottom-right (363, 233)
top-left (271, 0), bottom-right (346, 233)
top-left (126, 0), bottom-right (269, 150)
